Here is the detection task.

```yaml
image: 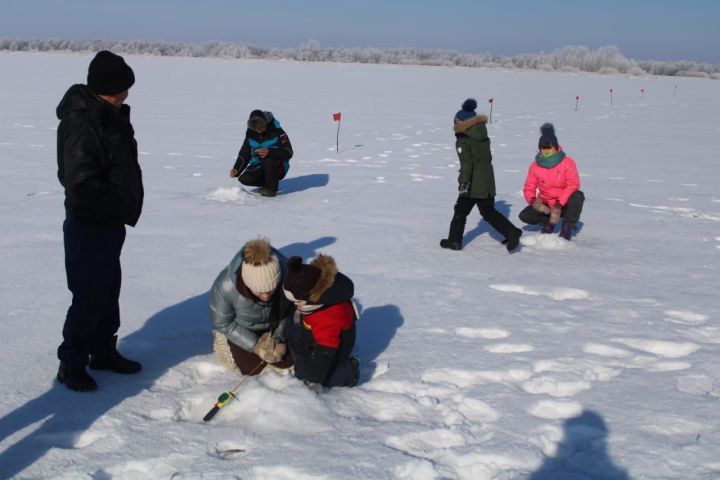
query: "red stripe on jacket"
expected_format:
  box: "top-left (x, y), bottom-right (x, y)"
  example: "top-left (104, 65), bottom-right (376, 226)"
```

top-left (303, 301), bottom-right (355, 348)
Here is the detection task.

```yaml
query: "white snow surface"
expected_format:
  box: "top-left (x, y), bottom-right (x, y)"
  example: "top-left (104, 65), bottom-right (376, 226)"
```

top-left (1, 52), bottom-right (719, 479)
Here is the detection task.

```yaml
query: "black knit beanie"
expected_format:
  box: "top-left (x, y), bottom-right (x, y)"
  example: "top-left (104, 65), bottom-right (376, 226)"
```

top-left (538, 123), bottom-right (559, 149)
top-left (283, 256), bottom-right (321, 301)
top-left (87, 51), bottom-right (135, 95)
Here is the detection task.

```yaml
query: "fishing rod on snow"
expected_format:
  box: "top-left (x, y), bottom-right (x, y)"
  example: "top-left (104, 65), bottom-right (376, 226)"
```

top-left (203, 360), bottom-right (266, 422)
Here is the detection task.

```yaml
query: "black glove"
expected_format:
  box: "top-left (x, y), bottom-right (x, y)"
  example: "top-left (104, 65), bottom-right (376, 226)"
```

top-left (458, 182), bottom-right (469, 196)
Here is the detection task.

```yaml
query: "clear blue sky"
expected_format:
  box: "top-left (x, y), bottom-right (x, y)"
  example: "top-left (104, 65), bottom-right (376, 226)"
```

top-left (3, 0), bottom-right (719, 64)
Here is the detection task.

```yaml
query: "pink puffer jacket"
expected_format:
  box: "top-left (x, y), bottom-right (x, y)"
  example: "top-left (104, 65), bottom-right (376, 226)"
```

top-left (523, 148), bottom-right (580, 207)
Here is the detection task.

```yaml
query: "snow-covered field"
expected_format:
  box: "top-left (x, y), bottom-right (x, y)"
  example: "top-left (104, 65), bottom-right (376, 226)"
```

top-left (1, 52), bottom-right (719, 479)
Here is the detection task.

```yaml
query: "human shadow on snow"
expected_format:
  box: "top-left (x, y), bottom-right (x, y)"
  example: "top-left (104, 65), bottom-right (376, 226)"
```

top-left (0, 292), bottom-right (212, 479)
top-left (354, 303), bottom-right (404, 383)
top-left (278, 236), bottom-right (336, 259)
top-left (278, 173), bottom-right (329, 195)
top-left (528, 409), bottom-right (629, 480)
top-left (462, 199), bottom-right (515, 247)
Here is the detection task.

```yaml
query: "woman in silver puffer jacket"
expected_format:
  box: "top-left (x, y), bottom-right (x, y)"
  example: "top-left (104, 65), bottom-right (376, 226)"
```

top-left (209, 238), bottom-right (293, 375)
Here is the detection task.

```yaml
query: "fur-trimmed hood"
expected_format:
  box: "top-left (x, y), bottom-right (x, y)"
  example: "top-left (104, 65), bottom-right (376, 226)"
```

top-left (453, 114), bottom-right (488, 134)
top-left (284, 254), bottom-right (354, 305)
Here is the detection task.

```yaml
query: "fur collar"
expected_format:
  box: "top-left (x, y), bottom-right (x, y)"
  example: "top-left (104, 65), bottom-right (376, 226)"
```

top-left (453, 114), bottom-right (488, 134)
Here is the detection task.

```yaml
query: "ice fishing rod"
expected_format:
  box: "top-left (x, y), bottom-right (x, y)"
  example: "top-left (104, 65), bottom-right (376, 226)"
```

top-left (203, 360), bottom-right (266, 422)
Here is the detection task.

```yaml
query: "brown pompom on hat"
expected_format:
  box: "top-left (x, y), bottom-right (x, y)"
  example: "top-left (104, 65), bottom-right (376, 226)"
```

top-left (87, 50), bottom-right (135, 95)
top-left (240, 239), bottom-right (281, 293)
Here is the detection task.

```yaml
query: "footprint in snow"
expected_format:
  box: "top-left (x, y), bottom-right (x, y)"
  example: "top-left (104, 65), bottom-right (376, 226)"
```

top-left (521, 375), bottom-right (592, 398)
top-left (663, 310), bottom-right (709, 326)
top-left (528, 399), bottom-right (583, 420)
top-left (610, 338), bottom-right (700, 358)
top-left (490, 284), bottom-right (589, 301)
top-left (454, 327), bottom-right (510, 339)
top-left (484, 343), bottom-right (535, 354)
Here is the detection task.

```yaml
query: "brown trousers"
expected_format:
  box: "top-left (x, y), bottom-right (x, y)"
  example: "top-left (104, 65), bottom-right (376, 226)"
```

top-left (228, 340), bottom-right (294, 375)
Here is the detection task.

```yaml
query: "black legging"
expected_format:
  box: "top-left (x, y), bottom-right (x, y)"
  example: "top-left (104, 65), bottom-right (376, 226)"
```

top-left (518, 190), bottom-right (585, 225)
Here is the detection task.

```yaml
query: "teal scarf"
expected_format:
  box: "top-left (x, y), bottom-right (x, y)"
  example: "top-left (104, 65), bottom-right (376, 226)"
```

top-left (535, 151), bottom-right (565, 168)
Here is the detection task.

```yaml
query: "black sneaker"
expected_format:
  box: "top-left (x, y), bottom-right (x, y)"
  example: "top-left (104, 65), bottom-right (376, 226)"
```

top-left (506, 228), bottom-right (522, 252)
top-left (57, 362), bottom-right (98, 392)
top-left (440, 239), bottom-right (461, 250)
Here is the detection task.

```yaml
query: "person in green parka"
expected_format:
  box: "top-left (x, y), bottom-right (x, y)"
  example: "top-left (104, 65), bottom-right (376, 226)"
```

top-left (440, 99), bottom-right (522, 252)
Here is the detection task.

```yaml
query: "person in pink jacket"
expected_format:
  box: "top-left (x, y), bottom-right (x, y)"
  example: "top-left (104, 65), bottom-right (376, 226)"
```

top-left (519, 123), bottom-right (585, 240)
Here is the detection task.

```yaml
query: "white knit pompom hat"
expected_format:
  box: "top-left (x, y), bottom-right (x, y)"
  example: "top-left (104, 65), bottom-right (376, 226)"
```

top-left (240, 239), bottom-right (281, 293)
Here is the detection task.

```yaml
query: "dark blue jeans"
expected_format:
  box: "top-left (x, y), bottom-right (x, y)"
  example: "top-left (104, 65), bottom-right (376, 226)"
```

top-left (58, 219), bottom-right (126, 365)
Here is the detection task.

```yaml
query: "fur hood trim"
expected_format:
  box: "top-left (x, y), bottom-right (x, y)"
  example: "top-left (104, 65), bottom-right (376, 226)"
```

top-left (308, 254), bottom-right (338, 303)
top-left (453, 114), bottom-right (488, 134)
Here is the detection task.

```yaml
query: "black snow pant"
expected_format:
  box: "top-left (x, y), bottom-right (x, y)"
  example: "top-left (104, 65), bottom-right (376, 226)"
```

top-left (518, 190), bottom-right (585, 226)
top-left (239, 157), bottom-right (286, 192)
top-left (447, 195), bottom-right (520, 245)
top-left (288, 321), bottom-right (357, 387)
top-left (58, 219), bottom-right (126, 366)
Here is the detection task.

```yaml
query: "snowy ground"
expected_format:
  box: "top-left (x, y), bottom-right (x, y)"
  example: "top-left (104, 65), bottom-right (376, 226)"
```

top-left (0, 52), bottom-right (719, 479)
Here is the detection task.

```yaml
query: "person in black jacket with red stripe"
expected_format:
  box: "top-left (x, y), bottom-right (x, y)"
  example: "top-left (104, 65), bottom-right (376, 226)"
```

top-left (230, 110), bottom-right (293, 197)
top-left (282, 255), bottom-right (359, 391)
top-left (55, 51), bottom-right (144, 392)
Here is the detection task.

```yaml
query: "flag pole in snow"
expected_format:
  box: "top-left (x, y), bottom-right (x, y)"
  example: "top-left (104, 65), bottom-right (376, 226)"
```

top-left (333, 112), bottom-right (342, 152)
top-left (610, 88), bottom-right (614, 105)
top-left (641, 88), bottom-right (645, 100)
top-left (488, 98), bottom-right (494, 123)
top-left (575, 96), bottom-right (580, 111)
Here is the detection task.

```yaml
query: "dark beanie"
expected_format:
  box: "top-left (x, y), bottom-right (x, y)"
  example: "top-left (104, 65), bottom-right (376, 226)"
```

top-left (284, 256), bottom-right (321, 301)
top-left (538, 123), bottom-right (559, 149)
top-left (87, 51), bottom-right (135, 95)
top-left (454, 98), bottom-right (477, 124)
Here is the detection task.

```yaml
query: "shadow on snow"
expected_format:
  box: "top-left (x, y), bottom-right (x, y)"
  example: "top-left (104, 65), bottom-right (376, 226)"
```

top-left (0, 292), bottom-right (212, 478)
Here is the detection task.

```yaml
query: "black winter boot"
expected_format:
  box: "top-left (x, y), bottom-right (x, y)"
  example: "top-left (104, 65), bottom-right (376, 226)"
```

top-left (505, 228), bottom-right (522, 252)
top-left (89, 336), bottom-right (142, 374)
top-left (57, 362), bottom-right (98, 391)
top-left (348, 356), bottom-right (360, 387)
top-left (541, 222), bottom-right (554, 234)
top-left (440, 239), bottom-right (462, 250)
top-left (559, 221), bottom-right (575, 241)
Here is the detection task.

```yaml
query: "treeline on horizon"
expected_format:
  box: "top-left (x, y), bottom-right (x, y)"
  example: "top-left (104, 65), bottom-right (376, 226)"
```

top-left (1, 37), bottom-right (718, 79)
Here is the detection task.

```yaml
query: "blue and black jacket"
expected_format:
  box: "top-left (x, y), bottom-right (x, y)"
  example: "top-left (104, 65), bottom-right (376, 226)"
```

top-left (232, 111), bottom-right (293, 175)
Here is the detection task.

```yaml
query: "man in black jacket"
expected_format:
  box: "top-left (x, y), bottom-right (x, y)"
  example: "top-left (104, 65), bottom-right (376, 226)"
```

top-left (56, 51), bottom-right (144, 391)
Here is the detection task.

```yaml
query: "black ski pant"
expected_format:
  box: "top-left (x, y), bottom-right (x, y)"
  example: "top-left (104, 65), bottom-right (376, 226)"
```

top-left (239, 157), bottom-right (286, 192)
top-left (446, 195), bottom-right (520, 244)
top-left (518, 190), bottom-right (585, 226)
top-left (58, 219), bottom-right (126, 366)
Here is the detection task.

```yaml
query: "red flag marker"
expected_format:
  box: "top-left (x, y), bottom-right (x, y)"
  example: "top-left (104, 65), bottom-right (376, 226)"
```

top-left (610, 88), bottom-right (614, 105)
top-left (575, 95), bottom-right (580, 111)
top-left (641, 88), bottom-right (645, 100)
top-left (332, 112), bottom-right (342, 151)
top-left (488, 98), bottom-right (494, 123)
